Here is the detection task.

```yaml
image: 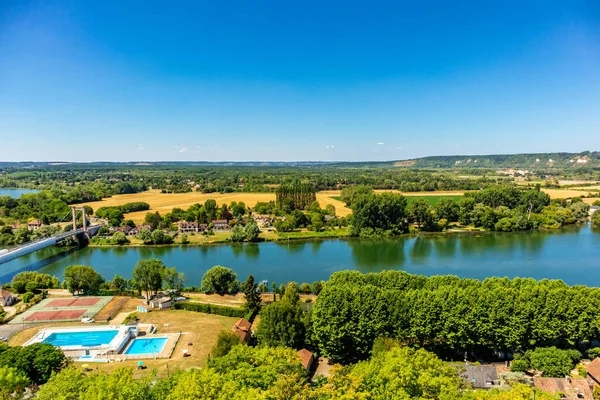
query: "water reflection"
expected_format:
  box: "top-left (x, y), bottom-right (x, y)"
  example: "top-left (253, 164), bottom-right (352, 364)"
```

top-left (244, 244), bottom-right (260, 260)
top-left (410, 237), bottom-right (433, 264)
top-left (1, 224), bottom-right (597, 286)
top-left (349, 238), bottom-right (406, 269)
top-left (311, 240), bottom-right (323, 254)
top-left (432, 236), bottom-right (458, 258)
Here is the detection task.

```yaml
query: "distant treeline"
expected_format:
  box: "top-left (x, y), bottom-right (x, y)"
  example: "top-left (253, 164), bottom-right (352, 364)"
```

top-left (344, 185), bottom-right (589, 236)
top-left (405, 151), bottom-right (600, 169)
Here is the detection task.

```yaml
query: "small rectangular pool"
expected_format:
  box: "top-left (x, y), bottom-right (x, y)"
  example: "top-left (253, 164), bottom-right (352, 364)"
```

top-left (43, 330), bottom-right (119, 347)
top-left (125, 337), bottom-right (168, 355)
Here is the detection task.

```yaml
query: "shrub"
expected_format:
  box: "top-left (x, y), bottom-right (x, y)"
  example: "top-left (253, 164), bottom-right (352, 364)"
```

top-left (173, 302), bottom-right (246, 318)
top-left (210, 330), bottom-right (243, 358)
top-left (588, 347), bottom-right (600, 360)
top-left (299, 283), bottom-right (312, 294)
top-left (122, 313), bottom-right (138, 325)
top-left (22, 292), bottom-right (34, 303)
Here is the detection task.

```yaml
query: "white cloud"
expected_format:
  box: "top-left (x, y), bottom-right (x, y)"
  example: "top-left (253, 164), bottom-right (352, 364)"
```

top-left (395, 147), bottom-right (403, 150)
top-left (179, 147), bottom-right (188, 153)
top-left (377, 142), bottom-right (385, 145)
top-left (137, 144), bottom-right (144, 151)
top-left (325, 145), bottom-right (335, 149)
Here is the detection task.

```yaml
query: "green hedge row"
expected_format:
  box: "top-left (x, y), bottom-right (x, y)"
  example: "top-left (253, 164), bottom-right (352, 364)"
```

top-left (173, 301), bottom-right (246, 318)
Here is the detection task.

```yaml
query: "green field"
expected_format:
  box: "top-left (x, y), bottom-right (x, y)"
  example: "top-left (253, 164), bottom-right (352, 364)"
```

top-left (405, 195), bottom-right (463, 205)
top-left (331, 195), bottom-right (462, 205)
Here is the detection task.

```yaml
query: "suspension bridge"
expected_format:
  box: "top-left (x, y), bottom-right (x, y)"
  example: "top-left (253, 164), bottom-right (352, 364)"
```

top-left (0, 206), bottom-right (105, 265)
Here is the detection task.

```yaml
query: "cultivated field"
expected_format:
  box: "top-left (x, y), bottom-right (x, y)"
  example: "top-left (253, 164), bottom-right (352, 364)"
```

top-left (83, 190), bottom-right (352, 221)
top-left (83, 189), bottom-right (599, 223)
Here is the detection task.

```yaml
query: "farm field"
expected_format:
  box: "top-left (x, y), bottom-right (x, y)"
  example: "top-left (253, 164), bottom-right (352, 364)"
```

top-left (82, 189), bottom-right (599, 224)
top-left (82, 190), bottom-right (352, 221)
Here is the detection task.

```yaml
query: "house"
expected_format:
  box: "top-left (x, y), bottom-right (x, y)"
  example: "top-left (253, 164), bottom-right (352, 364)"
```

top-left (590, 206), bottom-right (600, 215)
top-left (533, 377), bottom-right (593, 400)
top-left (232, 318), bottom-right (252, 343)
top-left (149, 296), bottom-right (172, 309)
top-left (0, 289), bottom-right (16, 307)
top-left (586, 357), bottom-right (600, 386)
top-left (27, 219), bottom-right (43, 231)
top-left (460, 365), bottom-right (498, 389)
top-left (114, 225), bottom-right (133, 235)
top-left (129, 224), bottom-right (152, 236)
top-left (212, 219), bottom-right (230, 231)
top-left (297, 348), bottom-right (315, 371)
top-left (178, 221), bottom-right (199, 233)
top-left (253, 214), bottom-right (271, 228)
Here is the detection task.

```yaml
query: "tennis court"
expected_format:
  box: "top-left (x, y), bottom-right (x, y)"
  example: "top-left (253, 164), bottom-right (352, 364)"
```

top-left (9, 296), bottom-right (113, 325)
top-left (25, 310), bottom-right (86, 321)
top-left (46, 297), bottom-right (101, 308)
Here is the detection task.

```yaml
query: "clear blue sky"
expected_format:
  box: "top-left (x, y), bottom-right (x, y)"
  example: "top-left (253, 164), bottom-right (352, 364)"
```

top-left (1, 1), bottom-right (599, 162)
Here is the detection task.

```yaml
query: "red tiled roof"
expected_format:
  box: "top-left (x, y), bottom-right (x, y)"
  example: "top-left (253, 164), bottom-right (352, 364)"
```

top-left (297, 348), bottom-right (314, 370)
top-left (233, 318), bottom-right (251, 332)
top-left (534, 378), bottom-right (593, 399)
top-left (587, 358), bottom-right (600, 381)
top-left (231, 318), bottom-right (252, 342)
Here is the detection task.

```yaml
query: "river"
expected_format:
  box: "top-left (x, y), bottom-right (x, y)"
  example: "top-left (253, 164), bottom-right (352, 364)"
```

top-left (1, 224), bottom-right (599, 286)
top-left (0, 188), bottom-right (40, 198)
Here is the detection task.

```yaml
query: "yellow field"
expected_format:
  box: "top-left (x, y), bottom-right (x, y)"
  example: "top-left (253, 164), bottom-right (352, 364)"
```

top-left (82, 190), bottom-right (354, 222)
top-left (82, 188), bottom-right (599, 223)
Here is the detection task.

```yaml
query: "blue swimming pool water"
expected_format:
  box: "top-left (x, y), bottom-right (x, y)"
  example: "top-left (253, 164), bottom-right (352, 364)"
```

top-left (125, 337), bottom-right (168, 355)
top-left (43, 330), bottom-right (119, 347)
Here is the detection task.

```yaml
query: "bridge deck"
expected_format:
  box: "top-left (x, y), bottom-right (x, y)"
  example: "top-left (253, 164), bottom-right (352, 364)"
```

top-left (0, 225), bottom-right (103, 265)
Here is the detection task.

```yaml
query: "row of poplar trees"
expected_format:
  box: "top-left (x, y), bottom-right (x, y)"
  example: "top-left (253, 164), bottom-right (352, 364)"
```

top-left (275, 182), bottom-right (317, 210)
top-left (312, 270), bottom-right (600, 364)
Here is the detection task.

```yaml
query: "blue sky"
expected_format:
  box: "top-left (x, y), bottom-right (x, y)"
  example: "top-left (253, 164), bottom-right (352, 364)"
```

top-left (0, 1), bottom-right (599, 162)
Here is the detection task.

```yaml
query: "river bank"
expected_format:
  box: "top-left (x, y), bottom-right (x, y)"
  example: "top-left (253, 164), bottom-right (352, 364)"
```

top-left (2, 223), bottom-right (598, 287)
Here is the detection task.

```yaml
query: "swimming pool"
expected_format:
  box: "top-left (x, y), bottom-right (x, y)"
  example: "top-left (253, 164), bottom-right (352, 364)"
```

top-left (43, 330), bottom-right (119, 347)
top-left (125, 337), bottom-right (168, 355)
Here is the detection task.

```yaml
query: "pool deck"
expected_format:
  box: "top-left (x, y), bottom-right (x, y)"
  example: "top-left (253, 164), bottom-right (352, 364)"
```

top-left (105, 331), bottom-right (180, 361)
top-left (23, 325), bottom-right (135, 358)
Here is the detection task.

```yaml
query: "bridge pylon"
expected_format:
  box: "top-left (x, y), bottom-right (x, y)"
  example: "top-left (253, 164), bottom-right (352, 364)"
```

top-left (71, 206), bottom-right (87, 232)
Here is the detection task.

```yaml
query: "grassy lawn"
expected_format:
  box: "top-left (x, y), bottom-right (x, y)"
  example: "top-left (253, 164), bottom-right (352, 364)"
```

top-left (276, 228), bottom-right (349, 240)
top-left (94, 310), bottom-right (239, 378)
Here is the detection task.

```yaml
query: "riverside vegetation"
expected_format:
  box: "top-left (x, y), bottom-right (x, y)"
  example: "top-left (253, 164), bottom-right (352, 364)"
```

top-left (3, 265), bottom-right (600, 398)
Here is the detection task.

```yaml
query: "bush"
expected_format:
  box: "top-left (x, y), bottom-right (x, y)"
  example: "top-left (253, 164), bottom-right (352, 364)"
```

top-left (210, 330), bottom-right (243, 358)
top-left (299, 283), bottom-right (312, 294)
top-left (588, 347), bottom-right (600, 360)
top-left (173, 302), bottom-right (246, 318)
top-left (22, 292), bottom-right (34, 303)
top-left (122, 313), bottom-right (138, 325)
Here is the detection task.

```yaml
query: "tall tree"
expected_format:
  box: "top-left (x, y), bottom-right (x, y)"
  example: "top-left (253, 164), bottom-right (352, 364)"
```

top-left (243, 274), bottom-right (261, 315)
top-left (201, 265), bottom-right (238, 294)
top-left (63, 265), bottom-right (104, 295)
top-left (257, 283), bottom-right (305, 348)
top-left (162, 267), bottom-right (186, 297)
top-left (132, 258), bottom-right (166, 303)
top-left (243, 221), bottom-right (260, 242)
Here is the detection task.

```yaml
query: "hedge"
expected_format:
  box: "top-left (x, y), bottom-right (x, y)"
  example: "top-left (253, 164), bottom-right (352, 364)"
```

top-left (173, 301), bottom-right (246, 318)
